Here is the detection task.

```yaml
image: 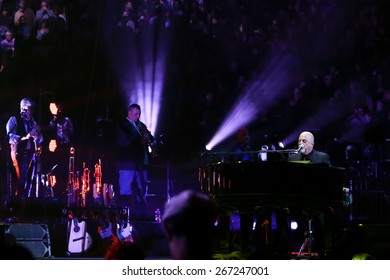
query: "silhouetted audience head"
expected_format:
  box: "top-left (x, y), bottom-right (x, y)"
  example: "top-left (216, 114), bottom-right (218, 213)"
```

top-left (104, 241), bottom-right (145, 260)
top-left (162, 189), bottom-right (216, 259)
top-left (0, 233), bottom-right (35, 260)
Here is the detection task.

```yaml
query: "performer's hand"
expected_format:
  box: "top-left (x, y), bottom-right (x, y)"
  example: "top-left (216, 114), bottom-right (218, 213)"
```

top-left (29, 130), bottom-right (39, 138)
top-left (20, 134), bottom-right (30, 141)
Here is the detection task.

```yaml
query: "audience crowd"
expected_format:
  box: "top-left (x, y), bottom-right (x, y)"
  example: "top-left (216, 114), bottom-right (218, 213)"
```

top-left (1, 0), bottom-right (389, 260)
top-left (1, 0), bottom-right (390, 162)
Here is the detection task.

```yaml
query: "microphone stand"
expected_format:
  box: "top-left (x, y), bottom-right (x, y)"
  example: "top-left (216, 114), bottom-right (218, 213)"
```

top-left (297, 219), bottom-right (315, 259)
top-left (34, 139), bottom-right (41, 198)
top-left (27, 138), bottom-right (42, 198)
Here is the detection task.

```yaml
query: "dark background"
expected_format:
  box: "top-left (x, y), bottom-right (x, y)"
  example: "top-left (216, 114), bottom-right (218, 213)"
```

top-left (1, 0), bottom-right (390, 200)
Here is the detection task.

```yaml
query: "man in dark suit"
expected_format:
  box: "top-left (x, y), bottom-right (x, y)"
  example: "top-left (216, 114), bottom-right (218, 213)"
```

top-left (288, 131), bottom-right (331, 167)
top-left (116, 104), bottom-right (154, 216)
top-left (287, 131), bottom-right (332, 256)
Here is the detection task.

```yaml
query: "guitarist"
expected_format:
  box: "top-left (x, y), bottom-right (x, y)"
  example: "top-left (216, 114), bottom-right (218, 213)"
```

top-left (6, 98), bottom-right (43, 201)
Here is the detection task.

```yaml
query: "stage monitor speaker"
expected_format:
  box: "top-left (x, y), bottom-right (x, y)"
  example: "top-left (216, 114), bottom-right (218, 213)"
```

top-left (5, 223), bottom-right (51, 258)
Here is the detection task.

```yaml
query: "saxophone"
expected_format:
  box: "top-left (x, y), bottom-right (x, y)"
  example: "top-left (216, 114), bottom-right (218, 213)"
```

top-left (93, 159), bottom-right (102, 205)
top-left (136, 121), bottom-right (158, 158)
top-left (80, 162), bottom-right (90, 207)
top-left (67, 147), bottom-right (75, 207)
top-left (92, 159), bottom-right (115, 207)
top-left (74, 170), bottom-right (80, 207)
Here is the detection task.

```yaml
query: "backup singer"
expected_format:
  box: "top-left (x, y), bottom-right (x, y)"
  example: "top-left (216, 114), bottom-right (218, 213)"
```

top-left (6, 97), bottom-right (43, 198)
top-left (230, 127), bottom-right (255, 162)
top-left (45, 102), bottom-right (74, 198)
top-left (47, 102), bottom-right (74, 148)
top-left (116, 103), bottom-right (154, 216)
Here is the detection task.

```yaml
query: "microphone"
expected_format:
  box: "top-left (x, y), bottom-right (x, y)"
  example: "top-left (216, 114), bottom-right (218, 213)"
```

top-left (297, 143), bottom-right (304, 153)
top-left (20, 111), bottom-right (27, 119)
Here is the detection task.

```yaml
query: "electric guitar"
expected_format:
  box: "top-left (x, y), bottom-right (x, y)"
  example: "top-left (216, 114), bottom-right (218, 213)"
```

top-left (97, 215), bottom-right (119, 244)
top-left (98, 220), bottom-right (113, 239)
top-left (116, 207), bottom-right (133, 242)
top-left (68, 217), bottom-right (92, 254)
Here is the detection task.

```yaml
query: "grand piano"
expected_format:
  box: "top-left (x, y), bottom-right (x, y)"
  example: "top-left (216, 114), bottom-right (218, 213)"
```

top-left (199, 160), bottom-right (348, 257)
top-left (199, 161), bottom-right (347, 210)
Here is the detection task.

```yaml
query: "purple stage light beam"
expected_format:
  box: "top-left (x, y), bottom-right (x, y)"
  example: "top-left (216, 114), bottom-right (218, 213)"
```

top-left (206, 54), bottom-right (296, 150)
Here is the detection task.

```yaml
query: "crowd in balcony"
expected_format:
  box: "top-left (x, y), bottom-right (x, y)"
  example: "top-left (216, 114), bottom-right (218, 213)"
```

top-left (1, 0), bottom-right (389, 162)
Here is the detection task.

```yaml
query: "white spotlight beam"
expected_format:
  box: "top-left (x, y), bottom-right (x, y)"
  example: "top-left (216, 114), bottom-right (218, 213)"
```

top-left (206, 54), bottom-right (296, 150)
top-left (123, 28), bottom-right (170, 136)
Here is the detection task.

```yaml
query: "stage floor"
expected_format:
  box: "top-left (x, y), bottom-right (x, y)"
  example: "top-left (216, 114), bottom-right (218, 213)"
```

top-left (1, 195), bottom-right (390, 260)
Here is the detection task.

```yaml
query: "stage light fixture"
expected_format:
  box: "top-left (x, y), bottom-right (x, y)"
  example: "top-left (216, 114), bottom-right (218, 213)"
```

top-left (252, 217), bottom-right (257, 231)
top-left (290, 220), bottom-right (298, 231)
top-left (230, 211), bottom-right (241, 232)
